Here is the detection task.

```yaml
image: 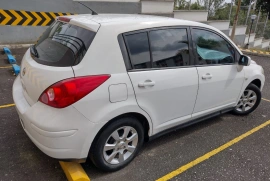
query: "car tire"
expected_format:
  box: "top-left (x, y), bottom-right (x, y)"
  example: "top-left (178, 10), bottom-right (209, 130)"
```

top-left (89, 117), bottom-right (144, 172)
top-left (232, 83), bottom-right (261, 115)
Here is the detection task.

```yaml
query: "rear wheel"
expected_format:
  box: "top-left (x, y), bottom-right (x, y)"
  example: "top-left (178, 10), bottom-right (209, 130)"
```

top-left (232, 84), bottom-right (261, 115)
top-left (90, 117), bottom-right (144, 171)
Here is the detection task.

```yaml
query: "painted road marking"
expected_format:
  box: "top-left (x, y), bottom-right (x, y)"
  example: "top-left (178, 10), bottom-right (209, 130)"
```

top-left (0, 66), bottom-right (12, 69)
top-left (156, 120), bottom-right (270, 181)
top-left (262, 98), bottom-right (270, 103)
top-left (60, 161), bottom-right (90, 181)
top-left (0, 103), bottom-right (15, 109)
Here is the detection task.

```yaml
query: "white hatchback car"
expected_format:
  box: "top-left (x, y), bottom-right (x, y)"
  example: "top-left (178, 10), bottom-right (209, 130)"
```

top-left (13, 14), bottom-right (265, 171)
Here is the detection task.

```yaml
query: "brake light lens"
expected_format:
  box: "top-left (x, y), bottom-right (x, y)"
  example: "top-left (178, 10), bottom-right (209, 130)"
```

top-left (58, 17), bottom-right (71, 22)
top-left (39, 75), bottom-right (110, 108)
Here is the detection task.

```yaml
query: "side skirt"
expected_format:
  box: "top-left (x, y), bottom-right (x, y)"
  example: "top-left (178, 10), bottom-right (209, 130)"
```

top-left (148, 107), bottom-right (234, 141)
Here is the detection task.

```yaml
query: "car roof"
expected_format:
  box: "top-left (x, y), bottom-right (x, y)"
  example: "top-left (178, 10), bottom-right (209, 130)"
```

top-left (71, 14), bottom-right (191, 24)
top-left (66, 14), bottom-right (213, 32)
top-left (64, 14), bottom-right (241, 54)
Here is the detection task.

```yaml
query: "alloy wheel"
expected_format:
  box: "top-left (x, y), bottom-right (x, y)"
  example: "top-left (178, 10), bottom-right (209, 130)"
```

top-left (103, 126), bottom-right (138, 165)
top-left (236, 89), bottom-right (257, 112)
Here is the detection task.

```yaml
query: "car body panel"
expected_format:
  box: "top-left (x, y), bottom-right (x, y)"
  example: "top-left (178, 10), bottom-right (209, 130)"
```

top-left (128, 68), bottom-right (199, 134)
top-left (19, 49), bottom-right (74, 105)
top-left (12, 14), bottom-right (265, 161)
top-left (193, 64), bottom-right (245, 115)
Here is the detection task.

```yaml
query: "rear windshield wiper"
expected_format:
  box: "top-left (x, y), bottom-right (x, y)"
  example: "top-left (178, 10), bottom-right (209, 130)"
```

top-left (30, 45), bottom-right (39, 58)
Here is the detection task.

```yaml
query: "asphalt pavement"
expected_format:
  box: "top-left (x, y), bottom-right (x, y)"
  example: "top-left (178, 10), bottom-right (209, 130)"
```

top-left (0, 48), bottom-right (270, 181)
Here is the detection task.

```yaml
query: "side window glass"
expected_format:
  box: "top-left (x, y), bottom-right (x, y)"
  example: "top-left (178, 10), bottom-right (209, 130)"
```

top-left (149, 29), bottom-right (190, 68)
top-left (192, 29), bottom-right (235, 65)
top-left (125, 32), bottom-right (151, 69)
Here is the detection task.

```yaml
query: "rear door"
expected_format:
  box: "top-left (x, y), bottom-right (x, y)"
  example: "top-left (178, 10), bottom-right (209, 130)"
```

top-left (124, 27), bottom-right (199, 134)
top-left (20, 19), bottom-right (97, 105)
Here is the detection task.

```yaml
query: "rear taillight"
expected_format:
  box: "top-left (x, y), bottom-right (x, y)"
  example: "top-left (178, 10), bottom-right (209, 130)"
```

top-left (39, 75), bottom-right (110, 108)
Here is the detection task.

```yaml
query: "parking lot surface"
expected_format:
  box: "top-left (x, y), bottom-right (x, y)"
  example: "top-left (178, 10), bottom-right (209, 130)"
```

top-left (0, 48), bottom-right (270, 181)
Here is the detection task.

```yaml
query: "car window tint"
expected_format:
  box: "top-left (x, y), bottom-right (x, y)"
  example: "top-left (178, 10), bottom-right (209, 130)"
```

top-left (33, 21), bottom-right (96, 67)
top-left (149, 29), bottom-right (190, 68)
top-left (125, 32), bottom-right (151, 69)
top-left (192, 29), bottom-right (235, 65)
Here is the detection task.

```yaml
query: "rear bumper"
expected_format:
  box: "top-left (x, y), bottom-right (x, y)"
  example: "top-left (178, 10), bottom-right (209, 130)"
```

top-left (12, 76), bottom-right (96, 160)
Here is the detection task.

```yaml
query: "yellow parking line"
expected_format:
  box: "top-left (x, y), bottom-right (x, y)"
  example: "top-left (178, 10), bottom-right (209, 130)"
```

top-left (262, 98), bottom-right (270, 102)
top-left (0, 103), bottom-right (15, 109)
top-left (156, 120), bottom-right (270, 181)
top-left (0, 66), bottom-right (12, 69)
top-left (60, 161), bottom-right (90, 181)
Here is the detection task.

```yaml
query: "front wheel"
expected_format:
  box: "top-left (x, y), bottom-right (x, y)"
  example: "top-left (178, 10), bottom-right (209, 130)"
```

top-left (89, 117), bottom-right (144, 171)
top-left (232, 83), bottom-right (261, 115)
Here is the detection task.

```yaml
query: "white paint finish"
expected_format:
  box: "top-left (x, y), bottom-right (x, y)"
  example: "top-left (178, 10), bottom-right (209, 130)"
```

top-left (244, 33), bottom-right (256, 44)
top-left (261, 40), bottom-right (270, 49)
top-left (229, 26), bottom-right (247, 36)
top-left (128, 68), bottom-right (198, 133)
top-left (206, 21), bottom-right (230, 30)
top-left (236, 62), bottom-right (265, 108)
top-left (109, 84), bottom-right (128, 103)
top-left (193, 65), bottom-right (245, 114)
top-left (192, 102), bottom-right (235, 119)
top-left (12, 14), bottom-right (266, 161)
top-left (30, 123), bottom-right (77, 138)
top-left (68, 17), bottom-right (100, 32)
top-left (20, 49), bottom-right (74, 104)
top-left (252, 37), bottom-right (263, 47)
top-left (13, 77), bottom-right (95, 159)
top-left (155, 115), bottom-right (191, 133)
top-left (141, 1), bottom-right (174, 14)
top-left (174, 10), bottom-right (208, 22)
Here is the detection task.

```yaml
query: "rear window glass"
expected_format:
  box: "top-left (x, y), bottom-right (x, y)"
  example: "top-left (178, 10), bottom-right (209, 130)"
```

top-left (32, 21), bottom-right (96, 67)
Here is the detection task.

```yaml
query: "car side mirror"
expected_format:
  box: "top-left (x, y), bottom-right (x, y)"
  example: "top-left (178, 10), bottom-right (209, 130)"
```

top-left (238, 55), bottom-right (251, 66)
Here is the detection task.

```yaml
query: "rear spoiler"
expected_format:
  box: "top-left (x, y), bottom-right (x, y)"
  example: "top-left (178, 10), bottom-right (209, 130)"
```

top-left (57, 16), bottom-right (100, 32)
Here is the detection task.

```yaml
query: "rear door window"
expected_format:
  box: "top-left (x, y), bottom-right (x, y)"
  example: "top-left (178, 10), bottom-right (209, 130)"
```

top-left (32, 21), bottom-right (96, 67)
top-left (124, 32), bottom-right (152, 69)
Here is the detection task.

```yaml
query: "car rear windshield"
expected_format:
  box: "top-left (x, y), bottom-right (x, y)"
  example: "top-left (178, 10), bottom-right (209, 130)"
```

top-left (31, 21), bottom-right (96, 67)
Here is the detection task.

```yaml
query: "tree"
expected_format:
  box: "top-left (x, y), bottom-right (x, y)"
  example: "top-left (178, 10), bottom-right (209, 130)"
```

top-left (235, 0), bottom-right (251, 6)
top-left (174, 0), bottom-right (188, 9)
top-left (256, 0), bottom-right (270, 16)
top-left (200, 0), bottom-right (227, 17)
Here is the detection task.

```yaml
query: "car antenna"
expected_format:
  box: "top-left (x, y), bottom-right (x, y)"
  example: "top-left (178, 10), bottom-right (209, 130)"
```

top-left (77, 1), bottom-right (98, 15)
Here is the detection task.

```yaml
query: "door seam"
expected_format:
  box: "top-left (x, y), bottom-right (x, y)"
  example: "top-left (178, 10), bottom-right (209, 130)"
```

top-left (126, 72), bottom-right (154, 135)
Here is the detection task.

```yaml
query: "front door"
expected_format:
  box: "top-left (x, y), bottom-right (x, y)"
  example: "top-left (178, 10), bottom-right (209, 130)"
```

top-left (123, 28), bottom-right (199, 133)
top-left (190, 28), bottom-right (245, 118)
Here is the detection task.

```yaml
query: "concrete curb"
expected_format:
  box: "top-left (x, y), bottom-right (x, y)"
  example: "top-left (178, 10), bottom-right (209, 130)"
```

top-left (240, 49), bottom-right (270, 58)
top-left (59, 161), bottom-right (90, 181)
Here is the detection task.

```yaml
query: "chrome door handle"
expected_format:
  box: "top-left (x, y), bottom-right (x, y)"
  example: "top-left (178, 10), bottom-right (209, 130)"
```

top-left (138, 80), bottom-right (155, 87)
top-left (202, 73), bottom-right (212, 79)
